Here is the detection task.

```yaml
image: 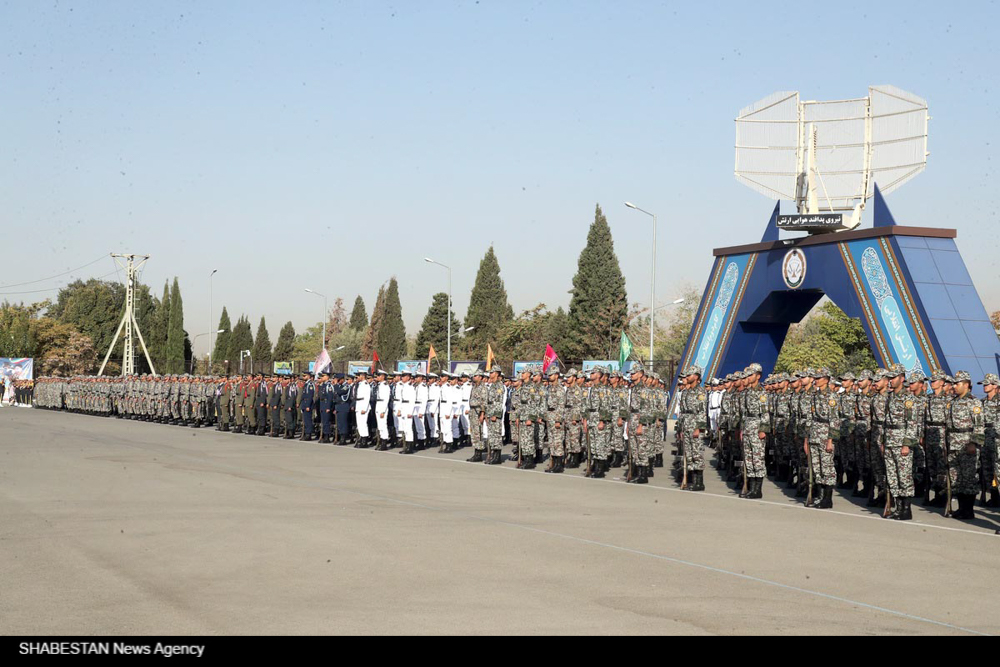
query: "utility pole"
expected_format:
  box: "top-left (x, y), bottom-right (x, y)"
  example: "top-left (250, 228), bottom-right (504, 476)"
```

top-left (98, 254), bottom-right (157, 377)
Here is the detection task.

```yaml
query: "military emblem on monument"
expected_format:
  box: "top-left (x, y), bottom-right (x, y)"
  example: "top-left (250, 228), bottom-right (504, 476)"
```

top-left (782, 249), bottom-right (806, 289)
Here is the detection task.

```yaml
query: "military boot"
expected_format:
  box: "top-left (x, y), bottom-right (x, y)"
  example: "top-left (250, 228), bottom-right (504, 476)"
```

top-left (633, 464), bottom-right (648, 485)
top-left (895, 497), bottom-right (912, 520)
top-left (591, 459), bottom-right (606, 479)
top-left (988, 489), bottom-right (1000, 508)
top-left (691, 470), bottom-right (705, 492)
top-left (610, 451), bottom-right (623, 468)
top-left (545, 456), bottom-right (563, 473)
top-left (818, 485), bottom-right (834, 509)
top-left (751, 478), bottom-right (764, 499)
top-left (466, 450), bottom-right (484, 463)
top-left (654, 453), bottom-right (664, 468)
top-left (786, 467), bottom-right (798, 489)
top-left (521, 454), bottom-right (536, 469)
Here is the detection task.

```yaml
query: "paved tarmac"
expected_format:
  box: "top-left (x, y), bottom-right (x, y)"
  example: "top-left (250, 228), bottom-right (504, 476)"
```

top-left (1, 406), bottom-right (998, 635)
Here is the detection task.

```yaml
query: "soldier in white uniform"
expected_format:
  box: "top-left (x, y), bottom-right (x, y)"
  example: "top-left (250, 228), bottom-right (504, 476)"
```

top-left (374, 370), bottom-right (391, 449)
top-left (426, 373), bottom-right (441, 447)
top-left (413, 372), bottom-right (428, 449)
top-left (439, 373), bottom-right (455, 451)
top-left (396, 371), bottom-right (416, 453)
top-left (353, 371), bottom-right (372, 448)
top-left (459, 373), bottom-right (473, 447)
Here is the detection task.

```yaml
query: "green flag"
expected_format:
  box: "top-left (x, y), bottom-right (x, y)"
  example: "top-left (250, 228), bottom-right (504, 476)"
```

top-left (619, 331), bottom-right (633, 369)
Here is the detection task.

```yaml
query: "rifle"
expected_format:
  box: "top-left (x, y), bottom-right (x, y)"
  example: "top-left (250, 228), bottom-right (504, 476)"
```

top-left (741, 432), bottom-right (749, 497)
top-left (884, 485), bottom-right (893, 518)
top-left (944, 431), bottom-right (953, 517)
top-left (584, 419), bottom-right (592, 477)
top-left (805, 438), bottom-right (814, 506)
top-left (680, 429), bottom-right (689, 490)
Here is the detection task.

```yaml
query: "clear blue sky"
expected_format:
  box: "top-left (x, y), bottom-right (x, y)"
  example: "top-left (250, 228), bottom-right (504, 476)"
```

top-left (2, 1), bottom-right (997, 356)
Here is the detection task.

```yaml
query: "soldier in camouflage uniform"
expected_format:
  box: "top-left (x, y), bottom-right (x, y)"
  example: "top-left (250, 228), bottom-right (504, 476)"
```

top-left (773, 374), bottom-right (794, 484)
top-left (624, 365), bottom-right (650, 484)
top-left (803, 368), bottom-right (836, 508)
top-left (584, 367), bottom-right (611, 478)
top-left (484, 367), bottom-right (506, 465)
top-left (679, 366), bottom-right (709, 491)
top-left (563, 370), bottom-right (585, 469)
top-left (945, 370), bottom-right (985, 520)
top-left (516, 369), bottom-right (544, 469)
top-left (868, 370), bottom-right (891, 508)
top-left (469, 371), bottom-right (488, 459)
top-left (607, 373), bottom-right (629, 468)
top-left (880, 367), bottom-right (918, 519)
top-left (906, 371), bottom-right (929, 499)
top-left (835, 372), bottom-right (857, 490)
top-left (543, 369), bottom-right (565, 473)
top-left (980, 373), bottom-right (1000, 508)
top-left (738, 364), bottom-right (769, 499)
top-left (922, 370), bottom-right (949, 506)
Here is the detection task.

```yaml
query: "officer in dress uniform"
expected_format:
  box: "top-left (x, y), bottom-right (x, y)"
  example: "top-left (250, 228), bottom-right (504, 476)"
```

top-left (318, 371), bottom-right (334, 443)
top-left (334, 374), bottom-right (353, 444)
top-left (300, 372), bottom-right (316, 442)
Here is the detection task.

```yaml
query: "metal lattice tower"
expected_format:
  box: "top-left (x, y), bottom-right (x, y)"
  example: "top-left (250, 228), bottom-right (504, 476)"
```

top-left (98, 254), bottom-right (157, 376)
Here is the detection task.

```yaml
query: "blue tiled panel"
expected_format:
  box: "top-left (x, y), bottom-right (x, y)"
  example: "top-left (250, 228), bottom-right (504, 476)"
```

top-left (949, 284), bottom-right (991, 321)
top-left (927, 238), bottom-right (958, 252)
top-left (915, 284), bottom-right (958, 319)
top-left (898, 247), bottom-right (942, 283)
top-left (963, 320), bottom-right (1000, 351)
top-left (897, 236), bottom-right (928, 249)
top-left (977, 355), bottom-right (1000, 376)
top-left (932, 249), bottom-right (974, 285)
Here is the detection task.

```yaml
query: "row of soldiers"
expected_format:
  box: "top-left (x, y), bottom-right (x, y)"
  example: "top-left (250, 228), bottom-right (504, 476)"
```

top-left (705, 363), bottom-right (995, 521)
top-left (2, 378), bottom-right (34, 405)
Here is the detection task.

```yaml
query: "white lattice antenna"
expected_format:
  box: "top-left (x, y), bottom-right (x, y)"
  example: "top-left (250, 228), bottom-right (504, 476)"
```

top-left (98, 254), bottom-right (157, 376)
top-left (735, 86), bottom-right (929, 230)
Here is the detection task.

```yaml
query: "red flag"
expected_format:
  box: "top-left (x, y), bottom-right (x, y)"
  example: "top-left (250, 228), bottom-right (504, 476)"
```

top-left (371, 351), bottom-right (380, 372)
top-left (542, 344), bottom-right (559, 373)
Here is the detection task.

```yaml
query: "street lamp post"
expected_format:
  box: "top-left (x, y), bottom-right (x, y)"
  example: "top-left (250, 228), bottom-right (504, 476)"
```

top-left (424, 258), bottom-right (452, 367)
top-left (209, 269), bottom-right (218, 371)
top-left (192, 329), bottom-right (227, 373)
top-left (304, 289), bottom-right (328, 356)
top-left (625, 202), bottom-right (657, 365)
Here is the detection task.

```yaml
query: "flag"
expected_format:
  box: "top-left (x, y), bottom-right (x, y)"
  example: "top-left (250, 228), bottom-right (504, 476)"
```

top-left (314, 348), bottom-right (332, 377)
top-left (371, 350), bottom-right (380, 372)
top-left (428, 345), bottom-right (437, 368)
top-left (486, 344), bottom-right (496, 371)
top-left (619, 332), bottom-right (634, 369)
top-left (542, 344), bottom-right (559, 373)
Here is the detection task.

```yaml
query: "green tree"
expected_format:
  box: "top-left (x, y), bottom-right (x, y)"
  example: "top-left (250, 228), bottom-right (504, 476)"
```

top-left (252, 316), bottom-right (273, 366)
top-left (330, 327), bottom-right (364, 365)
top-left (50, 279), bottom-right (126, 361)
top-left (165, 278), bottom-right (185, 374)
top-left (273, 321), bottom-right (296, 361)
top-left (566, 204), bottom-right (629, 359)
top-left (226, 316), bottom-right (255, 371)
top-left (34, 318), bottom-right (98, 376)
top-left (377, 278), bottom-right (406, 363)
top-left (774, 317), bottom-right (846, 373)
top-left (349, 296), bottom-right (368, 331)
top-left (362, 285), bottom-right (386, 358)
top-left (464, 246), bottom-right (513, 357)
top-left (292, 323), bottom-right (324, 363)
top-left (496, 304), bottom-right (568, 365)
top-left (213, 307), bottom-right (232, 364)
top-left (150, 281), bottom-right (170, 363)
top-left (414, 292), bottom-right (463, 360)
top-left (326, 297), bottom-right (347, 348)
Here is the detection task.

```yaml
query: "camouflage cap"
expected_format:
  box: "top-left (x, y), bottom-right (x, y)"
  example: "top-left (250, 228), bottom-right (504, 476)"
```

top-left (747, 362), bottom-right (763, 374)
top-left (565, 369), bottom-right (577, 378)
top-left (839, 371), bottom-right (856, 381)
top-left (979, 373), bottom-right (1000, 386)
top-left (546, 368), bottom-right (560, 377)
top-left (885, 364), bottom-right (906, 378)
top-left (953, 370), bottom-right (972, 383)
top-left (907, 369), bottom-right (926, 384)
top-left (813, 367), bottom-right (831, 379)
top-left (858, 369), bottom-right (873, 381)
top-left (930, 369), bottom-right (947, 382)
top-left (943, 374), bottom-right (956, 384)
top-left (473, 370), bottom-right (486, 377)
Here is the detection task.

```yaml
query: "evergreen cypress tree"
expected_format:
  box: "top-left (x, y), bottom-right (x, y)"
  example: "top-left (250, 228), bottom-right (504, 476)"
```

top-left (464, 246), bottom-right (513, 356)
top-left (226, 316), bottom-right (255, 371)
top-left (415, 292), bottom-right (463, 361)
top-left (349, 296), bottom-right (368, 331)
top-left (272, 321), bottom-right (296, 361)
top-left (151, 281), bottom-right (170, 365)
top-left (567, 204), bottom-right (628, 359)
top-left (166, 278), bottom-right (185, 373)
top-left (213, 307), bottom-right (232, 365)
top-left (362, 286), bottom-right (386, 358)
top-left (377, 278), bottom-right (406, 363)
top-left (252, 316), bottom-right (273, 365)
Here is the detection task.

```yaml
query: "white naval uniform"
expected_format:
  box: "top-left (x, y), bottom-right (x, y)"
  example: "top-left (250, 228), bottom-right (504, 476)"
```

top-left (426, 383), bottom-right (440, 439)
top-left (397, 381), bottom-right (416, 442)
top-left (354, 380), bottom-right (371, 438)
top-left (414, 382), bottom-right (428, 440)
top-left (375, 381), bottom-right (391, 441)
top-left (460, 380), bottom-right (472, 440)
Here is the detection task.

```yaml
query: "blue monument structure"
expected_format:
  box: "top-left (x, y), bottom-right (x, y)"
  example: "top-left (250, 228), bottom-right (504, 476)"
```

top-left (672, 87), bottom-right (1000, 398)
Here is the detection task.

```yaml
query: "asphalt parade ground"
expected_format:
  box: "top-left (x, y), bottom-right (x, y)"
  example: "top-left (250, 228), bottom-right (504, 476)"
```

top-left (1, 407), bottom-right (997, 636)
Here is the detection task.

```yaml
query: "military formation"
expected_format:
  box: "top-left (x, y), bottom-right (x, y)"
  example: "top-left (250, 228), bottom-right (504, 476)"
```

top-left (709, 364), bottom-right (997, 521)
top-left (30, 361), bottom-right (1000, 522)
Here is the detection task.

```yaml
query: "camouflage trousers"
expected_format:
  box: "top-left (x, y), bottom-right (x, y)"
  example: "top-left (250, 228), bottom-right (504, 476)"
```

top-left (628, 416), bottom-right (651, 467)
top-left (883, 445), bottom-right (915, 498)
top-left (869, 425), bottom-right (886, 485)
top-left (652, 421), bottom-right (665, 456)
top-left (588, 418), bottom-right (611, 460)
top-left (946, 435), bottom-right (980, 495)
top-left (774, 425), bottom-right (793, 463)
top-left (808, 440), bottom-right (837, 485)
top-left (854, 423), bottom-right (870, 474)
top-left (486, 416), bottom-right (503, 452)
top-left (981, 433), bottom-right (996, 490)
top-left (923, 426), bottom-right (946, 491)
top-left (517, 420), bottom-right (538, 457)
top-left (548, 421), bottom-right (566, 457)
top-left (565, 421), bottom-right (583, 454)
top-left (682, 428), bottom-right (706, 471)
top-left (611, 419), bottom-right (626, 453)
top-left (471, 412), bottom-right (486, 451)
top-left (742, 423), bottom-right (766, 477)
top-left (990, 435), bottom-right (1000, 488)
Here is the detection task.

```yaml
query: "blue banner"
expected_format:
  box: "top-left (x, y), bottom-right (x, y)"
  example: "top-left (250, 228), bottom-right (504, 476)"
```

top-left (689, 255), bottom-right (753, 375)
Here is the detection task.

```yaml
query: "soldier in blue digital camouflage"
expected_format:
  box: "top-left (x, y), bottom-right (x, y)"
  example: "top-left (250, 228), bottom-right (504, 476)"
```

top-left (945, 370), bottom-right (985, 520)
